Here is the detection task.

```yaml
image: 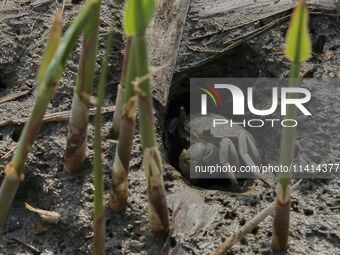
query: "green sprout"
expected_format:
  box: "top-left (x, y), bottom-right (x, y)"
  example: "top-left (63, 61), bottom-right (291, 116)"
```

top-left (64, 0), bottom-right (101, 174)
top-left (109, 37), bottom-right (138, 213)
top-left (272, 0), bottom-right (311, 252)
top-left (109, 0), bottom-right (170, 241)
top-left (93, 32), bottom-right (113, 255)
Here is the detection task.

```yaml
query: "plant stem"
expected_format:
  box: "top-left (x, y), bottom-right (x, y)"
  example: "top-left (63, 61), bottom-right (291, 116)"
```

top-left (0, 0), bottom-right (97, 233)
top-left (135, 35), bottom-right (169, 242)
top-left (272, 63), bottom-right (299, 252)
top-left (64, 0), bottom-right (101, 173)
top-left (93, 32), bottom-right (113, 255)
top-left (272, 0), bottom-right (310, 250)
top-left (111, 38), bottom-right (132, 139)
top-left (109, 37), bottom-right (138, 212)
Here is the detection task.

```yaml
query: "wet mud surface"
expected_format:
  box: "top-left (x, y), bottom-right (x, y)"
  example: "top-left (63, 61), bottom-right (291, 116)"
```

top-left (0, 0), bottom-right (339, 254)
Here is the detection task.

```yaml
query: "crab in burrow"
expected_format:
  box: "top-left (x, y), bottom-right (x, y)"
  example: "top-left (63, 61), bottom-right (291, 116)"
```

top-left (166, 107), bottom-right (271, 189)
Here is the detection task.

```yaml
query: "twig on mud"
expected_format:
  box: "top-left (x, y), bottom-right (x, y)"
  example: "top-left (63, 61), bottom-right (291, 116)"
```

top-left (0, 8), bottom-right (21, 13)
top-left (0, 13), bottom-right (29, 22)
top-left (11, 237), bottom-right (40, 254)
top-left (0, 106), bottom-right (115, 128)
top-left (14, 0), bottom-right (33, 5)
top-left (29, 0), bottom-right (54, 9)
top-left (222, 14), bottom-right (291, 45)
top-left (309, 11), bottom-right (340, 17)
top-left (0, 89), bottom-right (31, 105)
top-left (1, 145), bottom-right (17, 160)
top-left (210, 180), bottom-right (303, 255)
top-left (190, 7), bottom-right (294, 41)
top-left (187, 45), bottom-right (221, 53)
top-left (25, 203), bottom-right (60, 223)
top-left (14, 0), bottom-right (32, 4)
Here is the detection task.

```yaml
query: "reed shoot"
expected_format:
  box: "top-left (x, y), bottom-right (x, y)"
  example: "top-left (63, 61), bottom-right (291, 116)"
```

top-left (92, 32), bottom-right (113, 255)
top-left (271, 0), bottom-right (311, 252)
top-left (128, 0), bottom-right (170, 241)
top-left (64, 0), bottom-right (101, 174)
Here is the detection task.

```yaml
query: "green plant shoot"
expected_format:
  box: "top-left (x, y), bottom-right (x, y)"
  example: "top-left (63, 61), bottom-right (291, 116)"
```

top-left (130, 0), bottom-right (170, 241)
top-left (272, 0), bottom-right (311, 252)
top-left (64, 0), bottom-right (101, 174)
top-left (93, 32), bottom-right (113, 255)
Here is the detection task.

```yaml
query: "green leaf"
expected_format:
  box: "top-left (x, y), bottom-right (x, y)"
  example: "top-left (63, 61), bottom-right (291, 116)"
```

top-left (124, 0), bottom-right (156, 36)
top-left (285, 0), bottom-right (311, 63)
top-left (38, 8), bottom-right (63, 84)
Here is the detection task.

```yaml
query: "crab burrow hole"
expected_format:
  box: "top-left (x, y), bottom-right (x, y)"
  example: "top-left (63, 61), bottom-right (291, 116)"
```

top-left (163, 44), bottom-right (281, 191)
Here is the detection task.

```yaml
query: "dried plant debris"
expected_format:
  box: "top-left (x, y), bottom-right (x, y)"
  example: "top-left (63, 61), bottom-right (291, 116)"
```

top-left (25, 203), bottom-right (60, 224)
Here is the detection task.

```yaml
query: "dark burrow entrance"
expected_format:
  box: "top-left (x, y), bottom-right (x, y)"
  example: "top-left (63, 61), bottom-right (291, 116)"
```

top-left (163, 44), bottom-right (278, 191)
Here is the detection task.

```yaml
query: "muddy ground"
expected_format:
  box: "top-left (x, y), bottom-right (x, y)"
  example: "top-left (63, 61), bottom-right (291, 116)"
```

top-left (0, 0), bottom-right (339, 255)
